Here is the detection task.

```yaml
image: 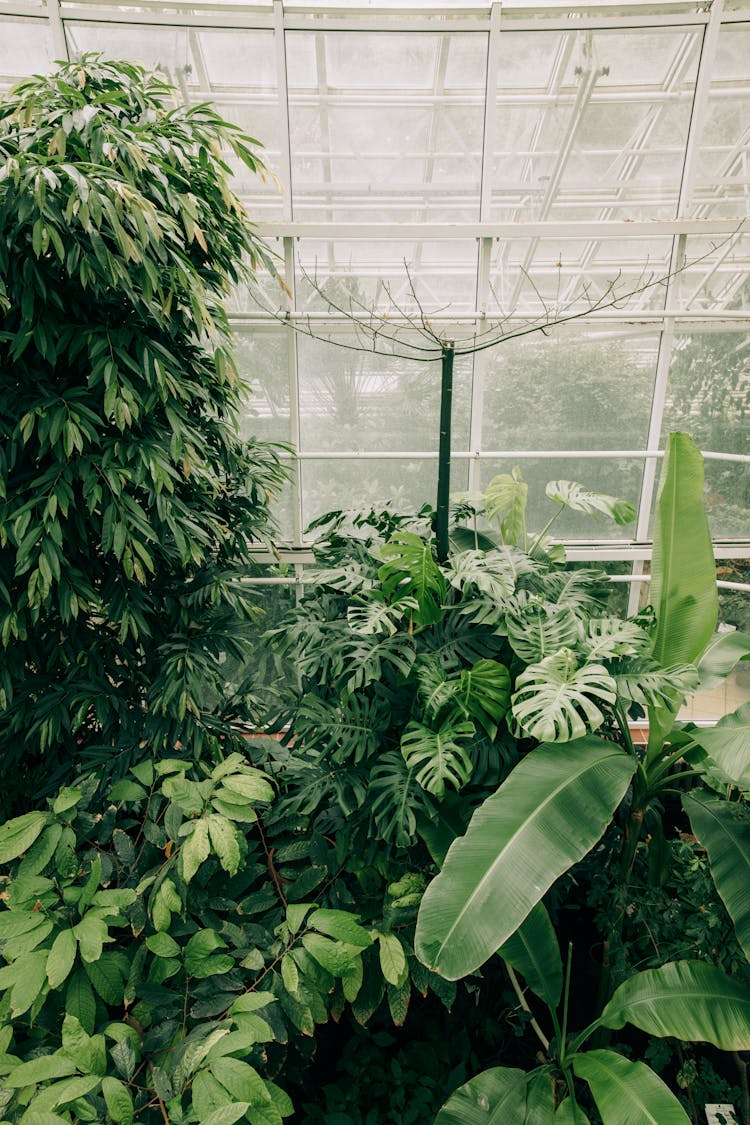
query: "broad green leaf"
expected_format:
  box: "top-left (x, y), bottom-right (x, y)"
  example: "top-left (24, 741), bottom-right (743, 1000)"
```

top-left (415, 738), bottom-right (635, 979)
top-left (8, 949), bottom-right (48, 1016)
top-left (378, 932), bottom-right (408, 987)
top-left (435, 1066), bottom-right (527, 1124)
top-left (554, 1098), bottom-right (590, 1124)
top-left (615, 662), bottom-right (699, 712)
top-left (146, 932), bottom-right (181, 958)
top-left (185, 929), bottom-right (234, 978)
top-left (572, 1050), bottom-right (690, 1124)
top-left (401, 718), bottom-right (475, 797)
top-left (3, 1054), bottom-right (76, 1087)
top-left (27, 1074), bottom-right (100, 1112)
top-left (300, 933), bottom-right (358, 978)
top-left (689, 702), bottom-right (750, 788)
top-left (378, 531), bottom-right (446, 625)
top-left (210, 1057), bottom-right (271, 1106)
top-left (580, 617), bottom-right (651, 661)
top-left (484, 469), bottom-right (528, 547)
top-left (65, 969), bottom-right (96, 1034)
top-left (206, 815), bottom-right (240, 876)
top-left (545, 481), bottom-right (636, 525)
top-left (682, 792), bottom-right (750, 960)
top-left (648, 433), bottom-right (718, 753)
top-left (0, 812), bottom-right (49, 865)
top-left (46, 928), bottom-right (77, 988)
top-left (457, 660), bottom-right (512, 739)
top-left (601, 960), bottom-right (750, 1050)
top-left (506, 601), bottom-right (582, 664)
top-left (101, 1076), bottom-right (134, 1125)
top-left (498, 903), bottom-right (562, 1011)
top-left (696, 631), bottom-right (750, 692)
top-left (181, 819), bottom-right (210, 883)
top-left (511, 650), bottom-right (617, 743)
top-left (307, 909), bottom-right (372, 948)
top-left (524, 1072), bottom-right (555, 1122)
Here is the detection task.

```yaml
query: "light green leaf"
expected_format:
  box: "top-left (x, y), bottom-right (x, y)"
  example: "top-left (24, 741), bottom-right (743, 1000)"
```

top-left (685, 793), bottom-right (750, 960)
top-left (435, 1066), bottom-right (527, 1123)
top-left (307, 909), bottom-right (372, 948)
top-left (506, 601), bottom-right (582, 664)
top-left (498, 903), bottom-right (562, 1012)
top-left (184, 929), bottom-right (233, 978)
top-left (573, 1050), bottom-right (690, 1124)
top-left (181, 819), bottom-right (210, 883)
top-left (101, 1076), bottom-right (134, 1125)
top-left (511, 650), bottom-right (617, 743)
top-left (648, 433), bottom-right (718, 752)
top-left (524, 1072), bottom-right (555, 1122)
top-left (696, 631), bottom-right (750, 692)
top-left (484, 469), bottom-right (528, 547)
top-left (0, 812), bottom-right (50, 865)
top-left (206, 815), bottom-right (240, 877)
top-left (9, 949), bottom-right (48, 1016)
top-left (46, 928), bottom-right (77, 989)
top-left (300, 933), bottom-right (358, 978)
top-left (146, 932), bottom-right (181, 958)
top-left (545, 481), bottom-right (636, 525)
top-left (210, 1057), bottom-right (271, 1106)
top-left (378, 932), bottom-right (408, 987)
top-left (601, 960), bottom-right (750, 1050)
top-left (554, 1098), bottom-right (590, 1124)
top-left (689, 702), bottom-right (750, 789)
top-left (3, 1054), bottom-right (76, 1088)
top-left (415, 738), bottom-right (635, 979)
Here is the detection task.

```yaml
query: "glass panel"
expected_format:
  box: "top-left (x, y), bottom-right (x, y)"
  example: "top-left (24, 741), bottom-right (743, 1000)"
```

top-left (65, 23), bottom-right (284, 216)
top-left (481, 327), bottom-right (661, 453)
top-left (487, 237), bottom-right (673, 317)
top-left (286, 31), bottom-right (486, 222)
top-left (690, 23), bottom-right (750, 219)
top-left (674, 232), bottom-right (750, 312)
top-left (478, 456), bottom-right (644, 540)
top-left (0, 17), bottom-right (52, 89)
top-left (490, 27), bottom-right (701, 222)
top-left (301, 457), bottom-right (469, 532)
top-left (236, 328), bottom-right (291, 446)
top-left (660, 330), bottom-right (750, 538)
top-left (296, 238), bottom-right (479, 315)
top-left (296, 333), bottom-right (473, 452)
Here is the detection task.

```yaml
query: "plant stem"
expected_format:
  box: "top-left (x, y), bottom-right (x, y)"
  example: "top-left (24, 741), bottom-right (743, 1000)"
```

top-left (506, 962), bottom-right (550, 1052)
top-left (528, 508), bottom-right (562, 557)
top-left (559, 942), bottom-right (573, 1066)
top-left (734, 1051), bottom-right (750, 1125)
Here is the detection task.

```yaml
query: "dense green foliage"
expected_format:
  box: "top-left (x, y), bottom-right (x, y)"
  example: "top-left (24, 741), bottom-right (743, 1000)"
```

top-left (0, 57), bottom-right (285, 811)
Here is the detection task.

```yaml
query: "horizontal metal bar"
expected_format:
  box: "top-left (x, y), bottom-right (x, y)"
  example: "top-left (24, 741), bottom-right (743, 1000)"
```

top-left (275, 449), bottom-right (750, 463)
top-left (258, 219), bottom-right (746, 240)
top-left (232, 309), bottom-right (750, 324)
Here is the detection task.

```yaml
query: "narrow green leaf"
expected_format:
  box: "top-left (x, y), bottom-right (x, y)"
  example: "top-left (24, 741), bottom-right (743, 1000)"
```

top-left (498, 903), bottom-right (562, 1011)
top-left (46, 928), bottom-right (77, 989)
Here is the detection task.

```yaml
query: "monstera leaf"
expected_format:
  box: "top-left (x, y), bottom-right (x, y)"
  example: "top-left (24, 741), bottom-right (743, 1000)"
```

top-left (483, 468), bottom-right (528, 547)
top-left (370, 751), bottom-right (424, 847)
top-left (378, 531), bottom-right (446, 625)
top-left (347, 592), bottom-right (418, 636)
top-left (505, 600), bottom-right (583, 663)
top-left (401, 718), bottom-right (475, 798)
top-left (580, 617), bottom-right (652, 661)
top-left (533, 568), bottom-right (613, 612)
top-left (615, 661), bottom-right (700, 711)
top-left (456, 660), bottom-right (512, 740)
top-left (293, 693), bottom-right (390, 764)
top-left (445, 547), bottom-right (532, 603)
top-left (511, 650), bottom-right (617, 743)
top-left (545, 481), bottom-right (636, 526)
top-left (416, 657), bottom-right (461, 720)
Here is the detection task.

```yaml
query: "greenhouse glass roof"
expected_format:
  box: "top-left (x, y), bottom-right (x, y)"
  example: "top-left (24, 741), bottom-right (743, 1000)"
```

top-left (2, 0), bottom-right (749, 597)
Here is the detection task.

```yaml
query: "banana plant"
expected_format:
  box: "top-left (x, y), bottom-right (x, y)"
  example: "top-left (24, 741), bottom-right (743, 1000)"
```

top-left (416, 433), bottom-right (750, 1016)
top-left (434, 904), bottom-right (750, 1124)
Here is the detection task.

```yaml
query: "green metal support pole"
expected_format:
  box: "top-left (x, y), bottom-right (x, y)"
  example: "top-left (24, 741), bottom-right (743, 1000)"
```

top-left (436, 343), bottom-right (454, 563)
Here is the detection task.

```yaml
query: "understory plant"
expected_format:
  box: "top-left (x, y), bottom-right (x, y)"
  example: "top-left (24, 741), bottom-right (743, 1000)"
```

top-left (0, 56), bottom-right (285, 815)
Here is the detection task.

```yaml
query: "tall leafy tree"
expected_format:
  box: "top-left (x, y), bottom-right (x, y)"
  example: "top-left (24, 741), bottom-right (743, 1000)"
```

top-left (0, 56), bottom-right (286, 811)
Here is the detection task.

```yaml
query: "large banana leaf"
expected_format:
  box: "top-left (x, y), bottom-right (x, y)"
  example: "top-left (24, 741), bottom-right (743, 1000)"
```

top-left (400, 719), bottom-right (475, 798)
top-left (688, 702), bottom-right (750, 788)
top-left (434, 1067), bottom-right (527, 1124)
top-left (506, 601), bottom-right (582, 664)
top-left (648, 433), bottom-right (718, 754)
top-left (695, 631), bottom-right (750, 692)
top-left (497, 902), bottom-right (562, 1012)
top-left (511, 650), bottom-right (617, 743)
top-left (545, 481), bottom-right (636, 526)
top-left (601, 960), bottom-right (750, 1050)
top-left (572, 1050), bottom-right (690, 1125)
top-left (415, 737), bottom-right (635, 978)
top-left (683, 791), bottom-right (750, 960)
